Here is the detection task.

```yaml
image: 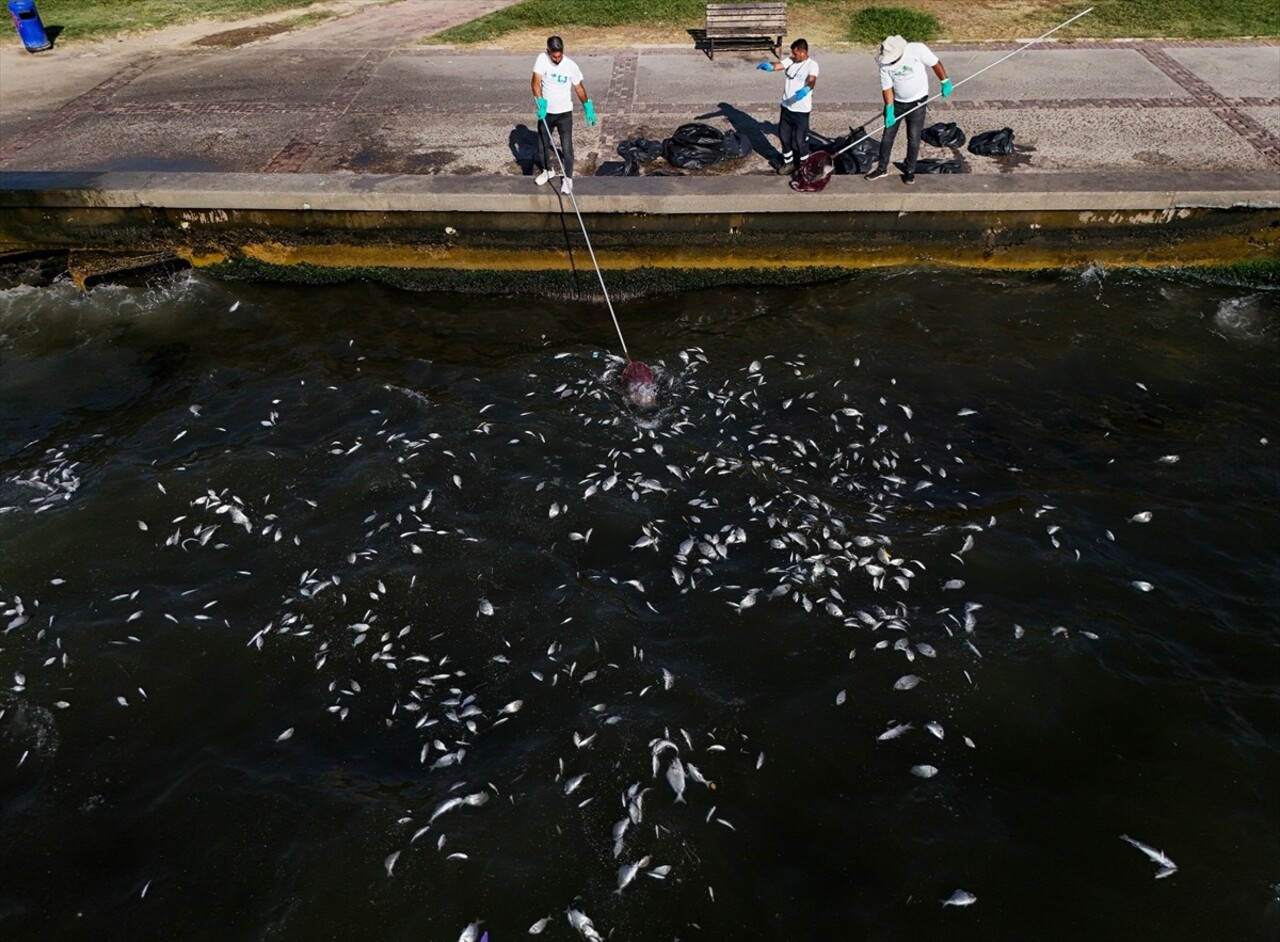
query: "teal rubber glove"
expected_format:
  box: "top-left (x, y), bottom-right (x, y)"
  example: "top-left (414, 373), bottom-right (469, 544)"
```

top-left (756, 62), bottom-right (772, 71)
top-left (536, 97), bottom-right (547, 121)
top-left (795, 86), bottom-right (810, 101)
top-left (884, 103), bottom-right (896, 128)
top-left (584, 99), bottom-right (597, 126)
top-left (941, 78), bottom-right (953, 97)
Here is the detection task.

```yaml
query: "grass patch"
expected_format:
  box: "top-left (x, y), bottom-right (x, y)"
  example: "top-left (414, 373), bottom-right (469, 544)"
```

top-left (426, 0), bottom-right (1279, 45)
top-left (846, 6), bottom-right (940, 44)
top-left (1055, 0), bottom-right (1280, 39)
top-left (431, 0), bottom-right (705, 45)
top-left (33, 0), bottom-right (327, 44)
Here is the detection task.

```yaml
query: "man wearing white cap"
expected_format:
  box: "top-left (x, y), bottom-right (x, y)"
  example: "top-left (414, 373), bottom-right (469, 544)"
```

top-left (866, 34), bottom-right (951, 185)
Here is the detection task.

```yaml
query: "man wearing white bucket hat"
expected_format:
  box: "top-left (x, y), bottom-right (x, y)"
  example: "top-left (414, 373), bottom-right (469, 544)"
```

top-left (866, 34), bottom-right (951, 185)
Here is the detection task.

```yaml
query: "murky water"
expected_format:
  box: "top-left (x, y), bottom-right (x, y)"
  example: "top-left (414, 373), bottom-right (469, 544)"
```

top-left (1, 268), bottom-right (1277, 942)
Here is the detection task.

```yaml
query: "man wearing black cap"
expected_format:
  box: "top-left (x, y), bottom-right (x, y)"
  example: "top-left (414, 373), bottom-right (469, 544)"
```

top-left (531, 35), bottom-right (597, 196)
top-left (865, 34), bottom-right (951, 185)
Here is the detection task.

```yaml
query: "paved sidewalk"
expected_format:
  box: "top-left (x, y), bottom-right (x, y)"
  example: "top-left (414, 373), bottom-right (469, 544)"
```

top-left (0, 3), bottom-right (1277, 189)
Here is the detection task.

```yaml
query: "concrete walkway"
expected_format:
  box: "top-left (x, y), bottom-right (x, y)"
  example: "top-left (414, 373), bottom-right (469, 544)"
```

top-left (2, 3), bottom-right (1277, 186)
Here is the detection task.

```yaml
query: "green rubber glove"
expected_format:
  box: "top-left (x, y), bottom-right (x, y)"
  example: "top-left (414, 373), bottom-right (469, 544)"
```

top-left (536, 97), bottom-right (548, 121)
top-left (584, 99), bottom-right (597, 126)
top-left (884, 103), bottom-right (896, 128)
top-left (941, 79), bottom-right (953, 97)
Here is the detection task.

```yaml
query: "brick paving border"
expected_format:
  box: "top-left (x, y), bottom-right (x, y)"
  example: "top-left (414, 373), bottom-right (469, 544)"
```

top-left (1136, 45), bottom-right (1280, 166)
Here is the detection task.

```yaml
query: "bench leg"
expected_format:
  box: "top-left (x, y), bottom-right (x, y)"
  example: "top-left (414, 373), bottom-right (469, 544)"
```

top-left (709, 37), bottom-right (714, 60)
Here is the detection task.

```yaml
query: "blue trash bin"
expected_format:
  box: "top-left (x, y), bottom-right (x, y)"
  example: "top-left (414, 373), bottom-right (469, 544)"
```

top-left (8, 0), bottom-right (51, 53)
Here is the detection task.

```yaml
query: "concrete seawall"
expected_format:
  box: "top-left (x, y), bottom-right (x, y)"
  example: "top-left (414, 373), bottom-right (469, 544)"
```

top-left (1, 170), bottom-right (1277, 290)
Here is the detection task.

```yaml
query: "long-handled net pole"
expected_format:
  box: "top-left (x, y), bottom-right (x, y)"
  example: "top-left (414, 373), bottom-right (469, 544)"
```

top-left (537, 112), bottom-right (631, 362)
top-left (831, 7), bottom-right (1093, 161)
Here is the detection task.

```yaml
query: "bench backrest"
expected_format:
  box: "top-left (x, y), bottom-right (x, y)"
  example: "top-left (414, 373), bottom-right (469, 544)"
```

top-left (705, 2), bottom-right (787, 36)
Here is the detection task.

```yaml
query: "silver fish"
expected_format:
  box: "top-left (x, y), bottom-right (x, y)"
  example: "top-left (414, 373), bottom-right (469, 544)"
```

top-left (616, 855), bottom-right (651, 893)
top-left (911, 764), bottom-right (939, 778)
top-left (567, 908), bottom-right (604, 942)
top-left (942, 889), bottom-right (977, 907)
top-left (665, 757), bottom-right (687, 803)
top-left (877, 722), bottom-right (913, 741)
top-left (1120, 834), bottom-right (1177, 877)
top-left (564, 773), bottom-right (588, 796)
top-left (1128, 511), bottom-right (1152, 523)
top-left (894, 675), bottom-right (921, 691)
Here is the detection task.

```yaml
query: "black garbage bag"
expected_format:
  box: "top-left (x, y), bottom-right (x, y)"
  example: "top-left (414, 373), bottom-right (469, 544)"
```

top-left (923, 122), bottom-right (966, 148)
top-left (616, 138), bottom-right (663, 165)
top-left (615, 137), bottom-right (664, 175)
top-left (896, 158), bottom-right (966, 174)
top-left (968, 128), bottom-right (1015, 156)
top-left (825, 125), bottom-right (879, 175)
top-left (662, 123), bottom-right (751, 169)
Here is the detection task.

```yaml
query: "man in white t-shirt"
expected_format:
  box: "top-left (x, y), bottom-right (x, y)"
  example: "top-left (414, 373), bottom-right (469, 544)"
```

top-left (755, 38), bottom-right (819, 175)
top-left (866, 34), bottom-right (951, 185)
top-left (531, 35), bottom-right (597, 196)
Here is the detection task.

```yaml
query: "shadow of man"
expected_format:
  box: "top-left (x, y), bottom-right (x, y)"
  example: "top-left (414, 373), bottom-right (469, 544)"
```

top-left (508, 124), bottom-right (542, 175)
top-left (697, 102), bottom-right (780, 167)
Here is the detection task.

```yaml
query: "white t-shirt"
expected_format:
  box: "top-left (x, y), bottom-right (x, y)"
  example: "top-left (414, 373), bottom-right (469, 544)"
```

top-left (780, 56), bottom-right (819, 113)
top-left (879, 42), bottom-right (938, 101)
top-left (533, 52), bottom-right (584, 115)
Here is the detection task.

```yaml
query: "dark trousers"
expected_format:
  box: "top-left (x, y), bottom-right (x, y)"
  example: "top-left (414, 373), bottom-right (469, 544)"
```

top-left (779, 107), bottom-right (810, 166)
top-left (539, 110), bottom-right (574, 178)
top-left (877, 96), bottom-right (926, 173)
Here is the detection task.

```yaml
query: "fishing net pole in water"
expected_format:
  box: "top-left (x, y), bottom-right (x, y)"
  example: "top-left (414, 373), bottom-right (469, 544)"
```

top-left (790, 151), bottom-right (834, 192)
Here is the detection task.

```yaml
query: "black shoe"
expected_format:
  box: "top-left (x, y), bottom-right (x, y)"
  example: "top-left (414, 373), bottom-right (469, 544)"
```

top-left (903, 172), bottom-right (916, 185)
top-left (865, 166), bottom-right (888, 181)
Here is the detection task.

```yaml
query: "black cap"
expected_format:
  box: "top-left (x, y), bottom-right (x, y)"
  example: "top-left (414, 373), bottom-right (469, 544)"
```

top-left (547, 36), bottom-right (564, 53)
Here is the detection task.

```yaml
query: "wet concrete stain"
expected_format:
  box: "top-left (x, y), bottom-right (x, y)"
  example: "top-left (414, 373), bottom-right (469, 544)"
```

top-left (342, 148), bottom-right (459, 174)
top-left (995, 144), bottom-right (1037, 173)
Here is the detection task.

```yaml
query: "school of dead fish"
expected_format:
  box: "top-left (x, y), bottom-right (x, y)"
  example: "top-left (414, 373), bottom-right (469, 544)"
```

top-left (0, 341), bottom-right (1189, 937)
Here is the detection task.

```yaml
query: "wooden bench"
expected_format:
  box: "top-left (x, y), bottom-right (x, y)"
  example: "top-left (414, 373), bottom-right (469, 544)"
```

top-left (704, 2), bottom-right (787, 60)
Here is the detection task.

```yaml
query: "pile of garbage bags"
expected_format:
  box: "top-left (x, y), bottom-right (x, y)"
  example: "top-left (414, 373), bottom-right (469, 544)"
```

top-left (615, 123), bottom-right (752, 174)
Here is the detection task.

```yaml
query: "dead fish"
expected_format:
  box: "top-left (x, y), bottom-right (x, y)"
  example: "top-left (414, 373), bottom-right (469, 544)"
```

top-left (942, 889), bottom-right (977, 907)
top-left (567, 908), bottom-right (605, 942)
top-left (384, 850), bottom-right (401, 877)
top-left (911, 764), bottom-right (939, 778)
top-left (665, 757), bottom-right (687, 803)
top-left (894, 675), bottom-right (921, 691)
top-left (528, 915), bottom-right (550, 934)
top-left (877, 722), bottom-right (913, 741)
top-left (1128, 512), bottom-right (1153, 523)
top-left (564, 773), bottom-right (589, 796)
top-left (276, 727), bottom-right (295, 742)
top-left (1131, 581), bottom-right (1154, 592)
top-left (477, 598), bottom-right (495, 616)
top-left (1120, 834), bottom-right (1177, 878)
top-left (615, 855), bottom-right (651, 894)
top-left (499, 700), bottom-right (523, 715)
top-left (925, 721), bottom-right (944, 740)
top-left (457, 922), bottom-right (483, 942)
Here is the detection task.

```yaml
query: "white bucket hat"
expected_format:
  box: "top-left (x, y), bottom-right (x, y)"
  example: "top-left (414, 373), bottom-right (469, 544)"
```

top-left (877, 35), bottom-right (907, 66)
